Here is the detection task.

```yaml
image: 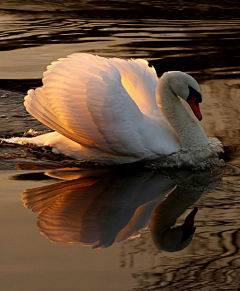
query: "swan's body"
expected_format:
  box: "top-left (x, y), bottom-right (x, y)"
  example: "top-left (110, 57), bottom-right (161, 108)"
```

top-left (4, 53), bottom-right (214, 165)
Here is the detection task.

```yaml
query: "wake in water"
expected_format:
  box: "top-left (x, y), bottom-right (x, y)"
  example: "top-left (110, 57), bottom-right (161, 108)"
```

top-left (146, 137), bottom-right (225, 170)
top-left (1, 133), bottom-right (224, 170)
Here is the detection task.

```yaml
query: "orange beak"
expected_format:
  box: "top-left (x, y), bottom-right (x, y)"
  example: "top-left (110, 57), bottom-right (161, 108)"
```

top-left (188, 97), bottom-right (202, 121)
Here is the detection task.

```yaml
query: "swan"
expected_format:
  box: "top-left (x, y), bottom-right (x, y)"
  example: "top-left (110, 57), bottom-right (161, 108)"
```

top-left (3, 53), bottom-right (222, 166)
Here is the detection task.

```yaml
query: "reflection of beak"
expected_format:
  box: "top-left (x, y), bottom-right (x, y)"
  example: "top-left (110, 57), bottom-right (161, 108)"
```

top-left (180, 207), bottom-right (198, 242)
top-left (188, 98), bottom-right (202, 121)
top-left (183, 207), bottom-right (198, 230)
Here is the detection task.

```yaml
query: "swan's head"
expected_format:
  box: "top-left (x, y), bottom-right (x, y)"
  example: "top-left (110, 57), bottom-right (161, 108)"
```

top-left (151, 207), bottom-right (198, 252)
top-left (163, 71), bottom-right (203, 121)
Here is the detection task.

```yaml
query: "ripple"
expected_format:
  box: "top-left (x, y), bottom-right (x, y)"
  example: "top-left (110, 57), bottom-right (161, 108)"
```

top-left (1, 19), bottom-right (240, 82)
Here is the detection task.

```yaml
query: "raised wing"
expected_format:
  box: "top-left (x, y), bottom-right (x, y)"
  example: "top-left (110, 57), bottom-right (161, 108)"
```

top-left (25, 53), bottom-right (162, 156)
top-left (110, 57), bottom-right (159, 117)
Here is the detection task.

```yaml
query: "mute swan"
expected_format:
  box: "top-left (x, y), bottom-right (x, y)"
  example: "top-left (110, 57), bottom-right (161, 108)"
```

top-left (3, 53), bottom-right (223, 167)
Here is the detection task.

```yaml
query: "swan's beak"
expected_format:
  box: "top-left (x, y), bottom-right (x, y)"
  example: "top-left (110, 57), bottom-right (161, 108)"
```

top-left (187, 98), bottom-right (202, 121)
top-left (187, 85), bottom-right (202, 121)
top-left (180, 207), bottom-right (198, 242)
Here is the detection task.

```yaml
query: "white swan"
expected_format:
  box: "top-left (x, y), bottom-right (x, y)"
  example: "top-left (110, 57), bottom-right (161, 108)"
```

top-left (4, 53), bottom-right (215, 165)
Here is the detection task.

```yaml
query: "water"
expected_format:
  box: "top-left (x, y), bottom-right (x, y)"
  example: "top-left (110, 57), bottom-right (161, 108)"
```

top-left (1, 1), bottom-right (240, 290)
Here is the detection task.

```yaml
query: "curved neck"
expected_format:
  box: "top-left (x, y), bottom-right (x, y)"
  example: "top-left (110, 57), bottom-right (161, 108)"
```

top-left (156, 74), bottom-right (209, 148)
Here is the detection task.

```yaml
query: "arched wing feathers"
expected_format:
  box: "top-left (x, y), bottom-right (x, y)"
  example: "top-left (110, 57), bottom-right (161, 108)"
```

top-left (24, 53), bottom-right (160, 156)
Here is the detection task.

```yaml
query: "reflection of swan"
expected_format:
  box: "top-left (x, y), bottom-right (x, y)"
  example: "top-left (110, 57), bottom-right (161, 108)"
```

top-left (22, 169), bottom-right (175, 248)
top-left (150, 167), bottom-right (222, 252)
top-left (20, 166), bottom-right (221, 251)
top-left (151, 188), bottom-right (200, 252)
top-left (4, 53), bottom-right (222, 166)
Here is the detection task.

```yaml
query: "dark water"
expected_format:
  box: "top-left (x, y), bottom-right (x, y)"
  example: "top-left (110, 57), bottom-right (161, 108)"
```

top-left (1, 1), bottom-right (240, 291)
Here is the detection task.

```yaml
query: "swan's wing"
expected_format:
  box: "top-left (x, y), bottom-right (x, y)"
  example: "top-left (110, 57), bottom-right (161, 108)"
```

top-left (109, 57), bottom-right (159, 117)
top-left (25, 53), bottom-right (159, 156)
top-left (25, 88), bottom-right (96, 148)
top-left (70, 53), bottom-right (159, 117)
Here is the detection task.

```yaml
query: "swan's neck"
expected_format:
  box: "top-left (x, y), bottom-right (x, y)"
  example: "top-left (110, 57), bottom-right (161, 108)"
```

top-left (156, 75), bottom-right (209, 148)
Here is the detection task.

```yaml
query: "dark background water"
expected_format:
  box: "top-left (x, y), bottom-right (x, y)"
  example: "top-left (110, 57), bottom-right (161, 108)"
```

top-left (1, 0), bottom-right (240, 18)
top-left (1, 0), bottom-right (240, 91)
top-left (1, 1), bottom-right (240, 291)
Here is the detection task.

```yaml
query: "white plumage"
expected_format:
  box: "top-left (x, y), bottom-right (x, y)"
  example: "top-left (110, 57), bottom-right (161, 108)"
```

top-left (4, 53), bottom-right (222, 166)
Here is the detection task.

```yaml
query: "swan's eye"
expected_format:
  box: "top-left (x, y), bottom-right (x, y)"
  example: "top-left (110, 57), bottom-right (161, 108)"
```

top-left (187, 85), bottom-right (202, 103)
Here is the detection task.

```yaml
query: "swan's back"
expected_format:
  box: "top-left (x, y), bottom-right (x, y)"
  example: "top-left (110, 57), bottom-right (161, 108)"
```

top-left (24, 53), bottom-right (180, 163)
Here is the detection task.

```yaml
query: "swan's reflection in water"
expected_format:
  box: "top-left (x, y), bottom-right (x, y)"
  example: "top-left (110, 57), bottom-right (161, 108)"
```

top-left (19, 166), bottom-right (222, 252)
